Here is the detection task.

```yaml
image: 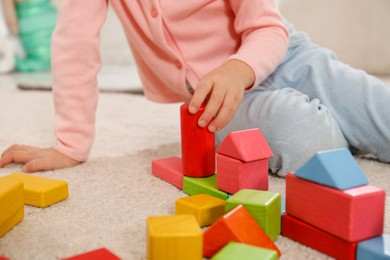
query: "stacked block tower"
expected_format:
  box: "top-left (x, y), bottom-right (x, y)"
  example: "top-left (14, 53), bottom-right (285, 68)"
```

top-left (282, 148), bottom-right (387, 259)
top-left (216, 128), bottom-right (272, 193)
top-left (150, 104), bottom-right (282, 259)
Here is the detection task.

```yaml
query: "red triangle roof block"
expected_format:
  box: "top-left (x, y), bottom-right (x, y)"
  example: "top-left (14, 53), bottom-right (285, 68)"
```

top-left (216, 128), bottom-right (273, 162)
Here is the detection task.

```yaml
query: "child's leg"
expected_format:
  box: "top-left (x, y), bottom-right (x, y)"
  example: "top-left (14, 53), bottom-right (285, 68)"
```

top-left (265, 20), bottom-right (390, 164)
top-left (217, 20), bottom-right (390, 176)
top-left (216, 86), bottom-right (348, 177)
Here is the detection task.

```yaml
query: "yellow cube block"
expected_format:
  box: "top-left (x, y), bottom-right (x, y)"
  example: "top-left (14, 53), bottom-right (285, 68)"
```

top-left (147, 215), bottom-right (202, 260)
top-left (175, 194), bottom-right (225, 227)
top-left (0, 177), bottom-right (24, 237)
top-left (2, 173), bottom-right (69, 208)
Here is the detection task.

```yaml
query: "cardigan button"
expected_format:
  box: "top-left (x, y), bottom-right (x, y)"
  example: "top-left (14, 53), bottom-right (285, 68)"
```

top-left (150, 8), bottom-right (158, 18)
top-left (175, 60), bottom-right (182, 69)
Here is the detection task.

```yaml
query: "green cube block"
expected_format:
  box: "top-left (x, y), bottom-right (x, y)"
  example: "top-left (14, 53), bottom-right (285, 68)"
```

top-left (225, 189), bottom-right (281, 240)
top-left (183, 175), bottom-right (228, 200)
top-left (211, 242), bottom-right (278, 260)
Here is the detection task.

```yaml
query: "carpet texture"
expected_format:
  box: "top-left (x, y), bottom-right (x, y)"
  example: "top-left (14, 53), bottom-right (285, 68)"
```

top-left (0, 74), bottom-right (389, 260)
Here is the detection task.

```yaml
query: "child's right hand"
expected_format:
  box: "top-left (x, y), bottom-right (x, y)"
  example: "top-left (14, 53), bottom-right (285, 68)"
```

top-left (0, 145), bottom-right (81, 173)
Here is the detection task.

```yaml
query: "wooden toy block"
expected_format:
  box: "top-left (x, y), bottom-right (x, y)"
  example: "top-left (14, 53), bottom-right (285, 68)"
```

top-left (180, 104), bottom-right (215, 177)
top-left (216, 128), bottom-right (273, 162)
top-left (225, 189), bottom-right (281, 240)
top-left (183, 174), bottom-right (229, 200)
top-left (357, 234), bottom-right (390, 260)
top-left (281, 196), bottom-right (286, 215)
top-left (282, 214), bottom-right (357, 260)
top-left (203, 205), bottom-right (281, 258)
top-left (294, 148), bottom-right (368, 190)
top-left (175, 194), bottom-right (226, 227)
top-left (286, 172), bottom-right (385, 242)
top-left (151, 157), bottom-right (184, 189)
top-left (216, 128), bottom-right (271, 194)
top-left (62, 248), bottom-right (121, 260)
top-left (2, 173), bottom-right (69, 208)
top-left (211, 241), bottom-right (278, 260)
top-left (147, 215), bottom-right (202, 260)
top-left (0, 177), bottom-right (24, 237)
top-left (216, 154), bottom-right (268, 194)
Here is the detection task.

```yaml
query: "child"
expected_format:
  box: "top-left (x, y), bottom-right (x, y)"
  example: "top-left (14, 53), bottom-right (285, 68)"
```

top-left (1, 1), bottom-right (389, 177)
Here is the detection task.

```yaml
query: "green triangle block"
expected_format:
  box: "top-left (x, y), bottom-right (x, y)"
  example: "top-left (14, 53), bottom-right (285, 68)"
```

top-left (183, 175), bottom-right (228, 200)
top-left (211, 242), bottom-right (278, 260)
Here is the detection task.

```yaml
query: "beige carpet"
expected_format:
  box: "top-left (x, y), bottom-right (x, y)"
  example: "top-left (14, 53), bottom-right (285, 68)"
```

top-left (0, 73), bottom-right (389, 260)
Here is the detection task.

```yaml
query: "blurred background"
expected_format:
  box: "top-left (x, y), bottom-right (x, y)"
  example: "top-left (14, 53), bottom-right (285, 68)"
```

top-left (1, 0), bottom-right (389, 77)
top-left (278, 0), bottom-right (390, 76)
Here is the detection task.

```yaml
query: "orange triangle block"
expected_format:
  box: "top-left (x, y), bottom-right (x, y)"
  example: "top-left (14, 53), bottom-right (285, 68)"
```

top-left (216, 128), bottom-right (272, 162)
top-left (203, 205), bottom-right (281, 258)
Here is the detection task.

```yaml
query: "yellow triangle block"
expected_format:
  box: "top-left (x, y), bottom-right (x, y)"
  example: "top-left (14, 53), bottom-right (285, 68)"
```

top-left (147, 215), bottom-right (202, 260)
top-left (0, 176), bottom-right (24, 237)
top-left (2, 173), bottom-right (69, 208)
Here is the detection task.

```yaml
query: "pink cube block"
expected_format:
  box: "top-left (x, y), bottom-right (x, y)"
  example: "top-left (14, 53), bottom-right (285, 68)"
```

top-left (217, 154), bottom-right (268, 194)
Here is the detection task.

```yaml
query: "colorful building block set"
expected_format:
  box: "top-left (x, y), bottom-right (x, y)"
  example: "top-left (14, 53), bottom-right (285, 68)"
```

top-left (150, 104), bottom-right (389, 259)
top-left (1, 103), bottom-right (388, 259)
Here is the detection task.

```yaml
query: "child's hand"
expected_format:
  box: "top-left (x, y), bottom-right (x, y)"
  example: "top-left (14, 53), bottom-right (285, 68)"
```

top-left (188, 59), bottom-right (255, 132)
top-left (0, 145), bottom-right (81, 173)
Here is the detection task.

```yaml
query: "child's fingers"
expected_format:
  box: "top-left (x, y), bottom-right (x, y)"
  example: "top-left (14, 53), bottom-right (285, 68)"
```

top-left (1, 144), bottom-right (31, 157)
top-left (208, 92), bottom-right (242, 132)
top-left (22, 158), bottom-right (54, 173)
top-left (198, 86), bottom-right (226, 129)
top-left (189, 80), bottom-right (213, 114)
top-left (0, 150), bottom-right (32, 167)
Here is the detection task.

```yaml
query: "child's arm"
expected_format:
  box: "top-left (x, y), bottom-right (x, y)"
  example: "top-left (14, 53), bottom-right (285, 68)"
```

top-left (189, 0), bottom-right (289, 132)
top-left (0, 1), bottom-right (109, 172)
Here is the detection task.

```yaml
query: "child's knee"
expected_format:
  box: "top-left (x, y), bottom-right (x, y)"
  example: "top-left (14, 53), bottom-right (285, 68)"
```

top-left (217, 87), bottom-right (348, 176)
top-left (263, 88), bottom-right (348, 176)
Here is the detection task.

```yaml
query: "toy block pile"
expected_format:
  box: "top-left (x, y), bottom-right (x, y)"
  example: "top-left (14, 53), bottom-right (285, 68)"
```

top-left (147, 193), bottom-right (281, 259)
top-left (150, 104), bottom-right (389, 259)
top-left (149, 104), bottom-right (282, 259)
top-left (0, 173), bottom-right (69, 238)
top-left (152, 104), bottom-right (272, 197)
top-left (282, 148), bottom-right (387, 259)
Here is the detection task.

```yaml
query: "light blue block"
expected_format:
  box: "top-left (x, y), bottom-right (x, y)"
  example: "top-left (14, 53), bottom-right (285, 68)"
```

top-left (295, 148), bottom-right (368, 190)
top-left (357, 234), bottom-right (390, 260)
top-left (281, 196), bottom-right (286, 215)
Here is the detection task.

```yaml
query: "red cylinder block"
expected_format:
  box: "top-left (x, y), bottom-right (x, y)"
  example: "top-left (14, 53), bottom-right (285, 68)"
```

top-left (180, 104), bottom-right (215, 177)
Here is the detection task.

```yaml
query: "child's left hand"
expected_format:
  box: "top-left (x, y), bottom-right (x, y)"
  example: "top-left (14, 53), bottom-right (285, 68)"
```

top-left (188, 59), bottom-right (255, 132)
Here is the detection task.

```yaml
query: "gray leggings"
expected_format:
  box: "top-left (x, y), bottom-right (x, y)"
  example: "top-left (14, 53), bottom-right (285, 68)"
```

top-left (217, 21), bottom-right (390, 177)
